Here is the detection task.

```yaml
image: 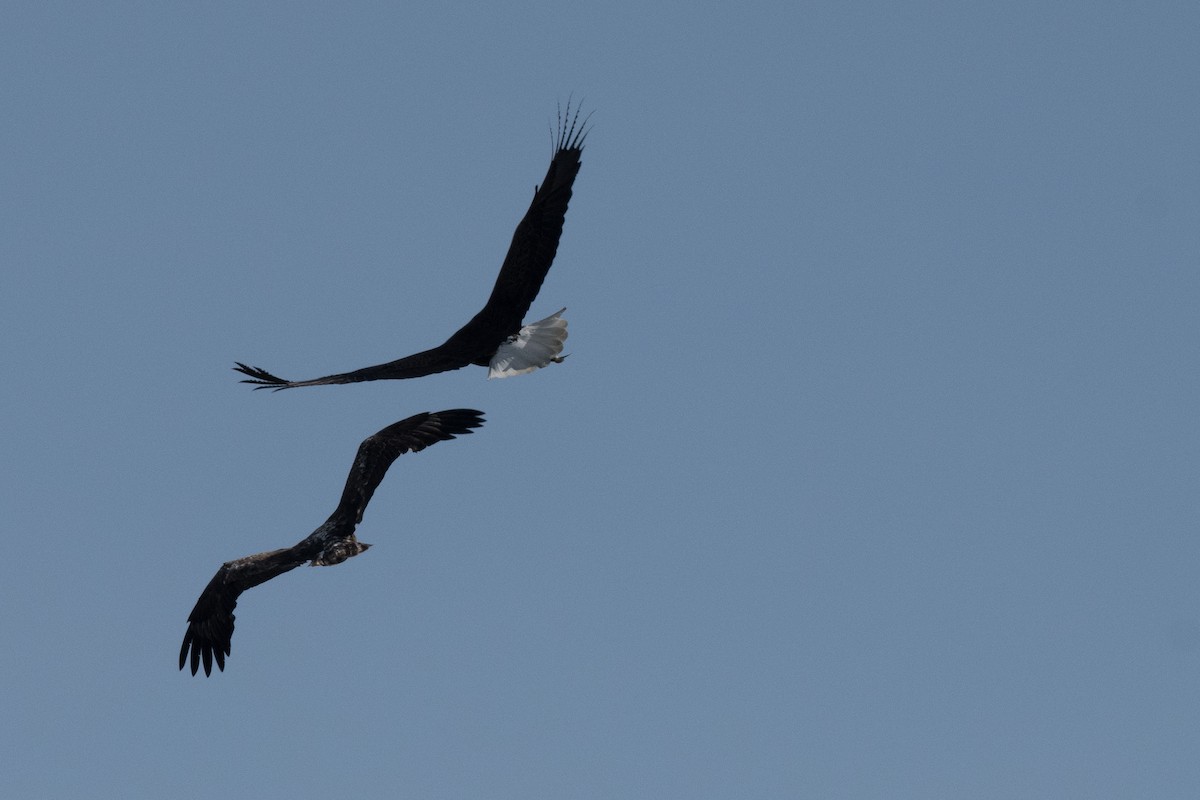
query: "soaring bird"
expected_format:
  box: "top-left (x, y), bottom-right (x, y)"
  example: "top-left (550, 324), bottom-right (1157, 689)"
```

top-left (233, 102), bottom-right (589, 390)
top-left (179, 409), bottom-right (485, 676)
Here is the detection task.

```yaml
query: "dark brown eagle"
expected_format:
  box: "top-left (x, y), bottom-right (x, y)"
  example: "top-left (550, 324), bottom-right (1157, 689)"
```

top-left (179, 409), bottom-right (485, 676)
top-left (233, 102), bottom-right (589, 390)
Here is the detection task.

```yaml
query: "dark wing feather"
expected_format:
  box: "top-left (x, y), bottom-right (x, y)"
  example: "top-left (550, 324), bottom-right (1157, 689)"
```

top-left (334, 409), bottom-right (485, 524)
top-left (179, 549), bottom-right (305, 676)
top-left (233, 102), bottom-right (589, 390)
top-left (233, 343), bottom-right (472, 390)
top-left (438, 102), bottom-right (589, 354)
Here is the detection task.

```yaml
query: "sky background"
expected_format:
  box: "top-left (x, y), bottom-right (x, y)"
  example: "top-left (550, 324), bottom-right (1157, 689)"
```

top-left (3, 2), bottom-right (1199, 797)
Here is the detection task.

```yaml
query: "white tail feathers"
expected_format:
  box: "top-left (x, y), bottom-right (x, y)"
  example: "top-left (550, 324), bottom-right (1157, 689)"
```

top-left (488, 309), bottom-right (569, 379)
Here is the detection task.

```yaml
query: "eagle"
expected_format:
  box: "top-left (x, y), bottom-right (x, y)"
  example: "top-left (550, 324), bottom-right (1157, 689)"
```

top-left (233, 102), bottom-right (589, 390)
top-left (179, 409), bottom-right (485, 676)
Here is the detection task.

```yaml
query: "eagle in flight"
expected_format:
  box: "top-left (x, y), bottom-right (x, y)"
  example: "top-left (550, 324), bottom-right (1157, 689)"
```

top-left (233, 102), bottom-right (589, 390)
top-left (179, 409), bottom-right (485, 676)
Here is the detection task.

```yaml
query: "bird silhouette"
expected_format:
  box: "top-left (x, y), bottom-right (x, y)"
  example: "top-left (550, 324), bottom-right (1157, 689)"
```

top-left (234, 103), bottom-right (589, 390)
top-left (179, 409), bottom-right (484, 676)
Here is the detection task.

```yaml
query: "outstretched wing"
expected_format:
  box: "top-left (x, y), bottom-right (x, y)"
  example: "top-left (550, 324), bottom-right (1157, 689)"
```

top-left (179, 549), bottom-right (305, 676)
top-left (333, 409), bottom-right (486, 526)
top-left (234, 102), bottom-right (589, 390)
top-left (439, 101), bottom-right (589, 357)
top-left (233, 339), bottom-right (470, 389)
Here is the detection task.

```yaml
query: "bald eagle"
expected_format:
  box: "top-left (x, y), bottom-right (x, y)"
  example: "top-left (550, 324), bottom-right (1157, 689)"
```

top-left (233, 102), bottom-right (589, 390)
top-left (179, 409), bottom-right (484, 676)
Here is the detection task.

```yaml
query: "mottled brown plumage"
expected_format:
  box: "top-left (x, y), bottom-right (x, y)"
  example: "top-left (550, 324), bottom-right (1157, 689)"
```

top-left (234, 102), bottom-right (589, 390)
top-left (179, 409), bottom-right (484, 676)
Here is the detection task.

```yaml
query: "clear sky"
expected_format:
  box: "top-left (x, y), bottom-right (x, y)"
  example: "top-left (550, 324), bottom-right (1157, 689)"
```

top-left (3, 2), bottom-right (1198, 797)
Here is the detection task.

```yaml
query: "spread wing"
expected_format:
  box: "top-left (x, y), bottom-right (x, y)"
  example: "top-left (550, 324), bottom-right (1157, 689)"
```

top-left (179, 409), bottom-right (486, 676)
top-left (442, 102), bottom-right (589, 357)
top-left (332, 409), bottom-right (486, 527)
top-left (179, 549), bottom-right (305, 676)
top-left (235, 102), bottom-right (589, 390)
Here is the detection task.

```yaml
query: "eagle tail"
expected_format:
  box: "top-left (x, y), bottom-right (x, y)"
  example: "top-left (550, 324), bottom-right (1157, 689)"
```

top-left (488, 309), bottom-right (569, 379)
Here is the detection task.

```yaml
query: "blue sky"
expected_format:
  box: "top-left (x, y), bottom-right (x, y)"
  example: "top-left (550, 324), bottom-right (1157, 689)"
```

top-left (3, 2), bottom-right (1199, 797)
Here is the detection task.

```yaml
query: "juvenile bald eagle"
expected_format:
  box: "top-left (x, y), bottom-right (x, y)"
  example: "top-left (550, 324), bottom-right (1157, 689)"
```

top-left (179, 409), bottom-right (485, 676)
top-left (233, 102), bottom-right (589, 390)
